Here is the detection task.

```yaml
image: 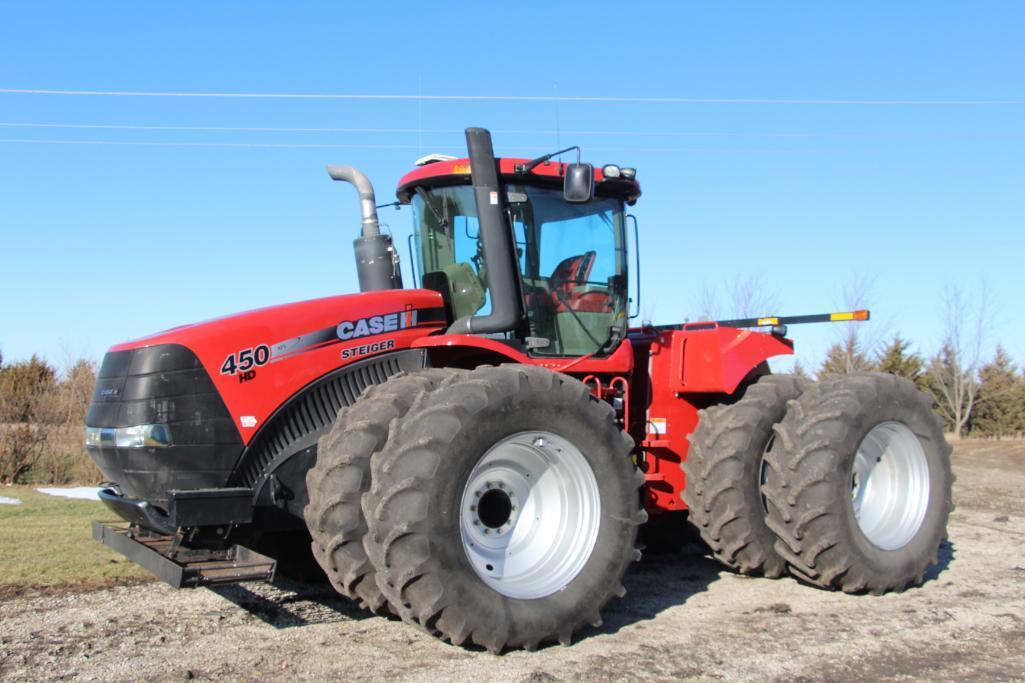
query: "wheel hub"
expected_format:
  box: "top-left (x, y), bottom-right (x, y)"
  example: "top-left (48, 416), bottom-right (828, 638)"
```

top-left (459, 431), bottom-right (601, 599)
top-left (850, 421), bottom-right (931, 550)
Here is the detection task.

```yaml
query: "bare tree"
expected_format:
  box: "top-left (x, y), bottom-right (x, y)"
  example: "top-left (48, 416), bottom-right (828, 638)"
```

top-left (693, 273), bottom-right (780, 322)
top-left (924, 283), bottom-right (990, 439)
top-left (815, 274), bottom-right (882, 376)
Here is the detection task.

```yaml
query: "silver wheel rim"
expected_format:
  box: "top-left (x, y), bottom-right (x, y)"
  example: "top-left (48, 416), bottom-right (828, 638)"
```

top-left (850, 421), bottom-right (931, 550)
top-left (459, 430), bottom-right (601, 599)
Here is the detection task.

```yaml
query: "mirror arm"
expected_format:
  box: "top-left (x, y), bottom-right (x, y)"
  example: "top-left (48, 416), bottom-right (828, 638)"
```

top-left (515, 146), bottom-right (580, 175)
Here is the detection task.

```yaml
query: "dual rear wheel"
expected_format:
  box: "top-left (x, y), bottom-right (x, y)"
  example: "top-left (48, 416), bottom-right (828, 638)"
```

top-left (305, 365), bottom-right (645, 653)
top-left (686, 371), bottom-right (952, 593)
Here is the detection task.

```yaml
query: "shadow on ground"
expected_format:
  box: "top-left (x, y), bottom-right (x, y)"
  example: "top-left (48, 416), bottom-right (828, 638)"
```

top-left (209, 577), bottom-right (373, 629)
top-left (205, 536), bottom-right (957, 637)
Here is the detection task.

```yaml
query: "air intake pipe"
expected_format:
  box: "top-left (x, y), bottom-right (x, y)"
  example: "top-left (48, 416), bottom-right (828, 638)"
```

top-left (447, 128), bottom-right (524, 335)
top-left (327, 164), bottom-right (402, 292)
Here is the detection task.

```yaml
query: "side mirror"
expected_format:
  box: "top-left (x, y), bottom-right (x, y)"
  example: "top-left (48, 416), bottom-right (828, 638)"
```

top-left (563, 163), bottom-right (594, 203)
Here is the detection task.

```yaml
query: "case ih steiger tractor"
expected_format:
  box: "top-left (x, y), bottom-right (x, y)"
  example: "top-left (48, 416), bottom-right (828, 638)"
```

top-left (87, 128), bottom-right (952, 653)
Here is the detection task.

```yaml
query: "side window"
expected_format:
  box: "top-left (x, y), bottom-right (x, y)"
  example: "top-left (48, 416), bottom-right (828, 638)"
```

top-left (453, 214), bottom-right (490, 315)
top-left (414, 186), bottom-right (490, 319)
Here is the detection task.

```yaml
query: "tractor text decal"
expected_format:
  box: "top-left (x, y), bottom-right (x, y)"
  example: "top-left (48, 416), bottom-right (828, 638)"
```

top-left (340, 338), bottom-right (396, 361)
top-left (265, 305), bottom-right (444, 365)
top-left (336, 308), bottom-right (418, 341)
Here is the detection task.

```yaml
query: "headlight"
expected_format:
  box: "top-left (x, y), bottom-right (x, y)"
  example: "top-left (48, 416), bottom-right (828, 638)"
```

top-left (86, 424), bottom-right (172, 449)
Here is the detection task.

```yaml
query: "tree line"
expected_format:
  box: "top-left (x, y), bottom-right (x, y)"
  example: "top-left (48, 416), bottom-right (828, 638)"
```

top-left (798, 336), bottom-right (1025, 439)
top-left (0, 352), bottom-right (100, 484)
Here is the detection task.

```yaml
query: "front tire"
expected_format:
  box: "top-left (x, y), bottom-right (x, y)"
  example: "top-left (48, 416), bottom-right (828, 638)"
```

top-left (762, 372), bottom-right (953, 593)
top-left (364, 365), bottom-right (645, 652)
top-left (303, 369), bottom-right (458, 613)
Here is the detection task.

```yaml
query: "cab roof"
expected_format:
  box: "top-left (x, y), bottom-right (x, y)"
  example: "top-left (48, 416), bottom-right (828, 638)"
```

top-left (395, 157), bottom-right (642, 205)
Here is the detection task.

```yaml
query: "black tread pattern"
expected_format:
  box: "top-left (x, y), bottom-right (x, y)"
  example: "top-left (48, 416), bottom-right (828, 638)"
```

top-left (363, 365), bottom-right (645, 652)
top-left (304, 368), bottom-right (458, 613)
top-left (682, 374), bottom-right (807, 577)
top-left (762, 372), bottom-right (953, 593)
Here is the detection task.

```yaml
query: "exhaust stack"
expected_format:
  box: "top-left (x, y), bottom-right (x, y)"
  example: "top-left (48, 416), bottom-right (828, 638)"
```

top-left (446, 128), bottom-right (524, 335)
top-left (326, 164), bottom-right (402, 292)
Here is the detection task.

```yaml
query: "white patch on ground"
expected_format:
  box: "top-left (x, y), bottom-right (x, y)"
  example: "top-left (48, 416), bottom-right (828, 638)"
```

top-left (34, 487), bottom-right (102, 501)
top-left (0, 496), bottom-right (22, 505)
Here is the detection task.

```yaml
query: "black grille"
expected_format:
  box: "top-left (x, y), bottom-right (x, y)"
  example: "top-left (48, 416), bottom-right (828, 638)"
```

top-left (230, 350), bottom-right (426, 488)
top-left (85, 344), bottom-right (244, 506)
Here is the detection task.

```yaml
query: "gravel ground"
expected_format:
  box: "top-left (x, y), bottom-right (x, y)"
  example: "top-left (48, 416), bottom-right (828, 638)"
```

top-left (2, 442), bottom-right (1024, 682)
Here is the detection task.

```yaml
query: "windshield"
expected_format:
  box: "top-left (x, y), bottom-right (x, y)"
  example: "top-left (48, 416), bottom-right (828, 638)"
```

top-left (412, 184), bottom-right (627, 357)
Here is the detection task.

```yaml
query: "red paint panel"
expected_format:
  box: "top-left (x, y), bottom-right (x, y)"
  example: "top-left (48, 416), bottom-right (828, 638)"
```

top-left (109, 289), bottom-right (446, 444)
top-left (395, 158), bottom-right (641, 203)
top-left (638, 325), bottom-right (794, 514)
top-left (671, 327), bottom-right (794, 394)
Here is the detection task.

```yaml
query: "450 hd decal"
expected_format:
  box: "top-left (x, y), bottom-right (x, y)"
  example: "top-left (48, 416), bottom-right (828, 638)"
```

top-left (220, 344), bottom-right (271, 376)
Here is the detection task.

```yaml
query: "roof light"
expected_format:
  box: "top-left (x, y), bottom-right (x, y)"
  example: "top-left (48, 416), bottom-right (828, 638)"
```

top-left (621, 167), bottom-right (637, 180)
top-left (414, 154), bottom-right (457, 167)
top-left (602, 164), bottom-right (621, 179)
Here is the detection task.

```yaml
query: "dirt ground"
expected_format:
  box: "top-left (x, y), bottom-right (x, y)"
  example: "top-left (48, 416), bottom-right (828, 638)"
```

top-left (2, 442), bottom-right (1024, 682)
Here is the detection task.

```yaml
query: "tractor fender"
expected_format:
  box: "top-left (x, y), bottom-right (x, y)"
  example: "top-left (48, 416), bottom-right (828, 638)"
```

top-left (663, 325), bottom-right (794, 395)
top-left (228, 348), bottom-right (429, 519)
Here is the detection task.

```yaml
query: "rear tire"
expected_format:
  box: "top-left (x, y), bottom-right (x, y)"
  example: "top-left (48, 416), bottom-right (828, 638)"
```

top-left (682, 374), bottom-right (806, 577)
top-left (304, 369), bottom-right (458, 613)
top-left (364, 365), bottom-right (645, 652)
top-left (762, 372), bottom-right (953, 593)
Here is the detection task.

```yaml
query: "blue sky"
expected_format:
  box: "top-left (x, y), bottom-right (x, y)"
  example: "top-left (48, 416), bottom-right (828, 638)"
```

top-left (1, 2), bottom-right (1023, 372)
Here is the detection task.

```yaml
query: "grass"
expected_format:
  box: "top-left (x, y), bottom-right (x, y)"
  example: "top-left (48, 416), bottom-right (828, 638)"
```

top-left (0, 486), bottom-right (150, 599)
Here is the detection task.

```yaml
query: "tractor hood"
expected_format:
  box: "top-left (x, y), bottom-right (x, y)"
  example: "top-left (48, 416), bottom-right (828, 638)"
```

top-left (96, 288), bottom-right (446, 445)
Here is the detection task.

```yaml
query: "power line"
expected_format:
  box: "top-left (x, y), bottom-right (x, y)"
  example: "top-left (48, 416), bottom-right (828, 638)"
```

top-left (0, 121), bottom-right (872, 138)
top-left (0, 137), bottom-right (812, 154)
top-left (2, 87), bottom-right (1023, 106)
top-left (0, 138), bottom-right (447, 150)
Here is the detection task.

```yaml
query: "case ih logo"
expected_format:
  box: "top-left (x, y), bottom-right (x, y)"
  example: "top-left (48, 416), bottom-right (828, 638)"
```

top-left (336, 307), bottom-right (418, 341)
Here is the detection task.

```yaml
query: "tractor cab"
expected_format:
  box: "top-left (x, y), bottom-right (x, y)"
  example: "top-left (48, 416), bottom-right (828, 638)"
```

top-left (396, 151), bottom-right (642, 358)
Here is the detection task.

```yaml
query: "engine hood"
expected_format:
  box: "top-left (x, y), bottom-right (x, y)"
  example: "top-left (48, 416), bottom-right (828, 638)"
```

top-left (105, 288), bottom-right (446, 443)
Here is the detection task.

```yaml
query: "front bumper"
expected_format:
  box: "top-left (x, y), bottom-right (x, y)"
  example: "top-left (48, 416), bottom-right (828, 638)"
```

top-left (98, 486), bottom-right (256, 534)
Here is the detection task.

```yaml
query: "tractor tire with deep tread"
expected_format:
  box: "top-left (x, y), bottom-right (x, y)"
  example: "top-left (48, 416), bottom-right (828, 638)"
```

top-left (363, 364), bottom-right (646, 653)
top-left (304, 368), bottom-right (459, 613)
top-left (762, 372), bottom-right (953, 593)
top-left (682, 374), bottom-right (807, 577)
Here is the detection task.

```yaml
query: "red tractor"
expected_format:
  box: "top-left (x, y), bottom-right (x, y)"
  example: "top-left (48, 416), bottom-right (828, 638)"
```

top-left (87, 128), bottom-right (952, 652)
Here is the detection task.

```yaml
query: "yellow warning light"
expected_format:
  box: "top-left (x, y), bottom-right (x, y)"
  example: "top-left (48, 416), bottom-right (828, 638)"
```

top-left (452, 163), bottom-right (471, 174)
top-left (830, 310), bottom-right (871, 322)
top-left (756, 317), bottom-right (780, 326)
